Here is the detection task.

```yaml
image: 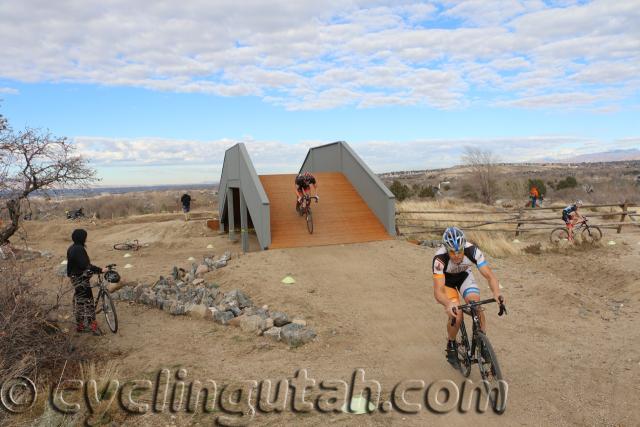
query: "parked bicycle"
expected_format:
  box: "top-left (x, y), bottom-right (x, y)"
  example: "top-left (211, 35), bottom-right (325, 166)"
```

top-left (451, 297), bottom-right (508, 413)
top-left (296, 194), bottom-right (318, 234)
top-left (80, 264), bottom-right (120, 333)
top-left (550, 217), bottom-right (602, 244)
top-left (113, 239), bottom-right (141, 251)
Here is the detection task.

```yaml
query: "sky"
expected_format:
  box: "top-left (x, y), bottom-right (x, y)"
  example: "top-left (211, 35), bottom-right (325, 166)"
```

top-left (0, 0), bottom-right (639, 185)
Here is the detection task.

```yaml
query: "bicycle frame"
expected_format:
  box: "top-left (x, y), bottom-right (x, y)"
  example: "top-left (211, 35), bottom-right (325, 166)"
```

top-left (453, 298), bottom-right (506, 364)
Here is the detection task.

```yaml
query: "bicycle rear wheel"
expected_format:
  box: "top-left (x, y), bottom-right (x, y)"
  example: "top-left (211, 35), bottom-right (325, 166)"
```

top-left (476, 332), bottom-right (506, 413)
top-left (306, 210), bottom-right (313, 234)
top-left (550, 227), bottom-right (569, 244)
top-left (456, 320), bottom-right (472, 377)
top-left (113, 243), bottom-right (131, 251)
top-left (582, 226), bottom-right (602, 243)
top-left (99, 290), bottom-right (118, 333)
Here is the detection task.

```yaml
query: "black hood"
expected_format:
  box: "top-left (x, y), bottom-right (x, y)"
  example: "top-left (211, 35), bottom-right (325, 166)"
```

top-left (71, 229), bottom-right (87, 245)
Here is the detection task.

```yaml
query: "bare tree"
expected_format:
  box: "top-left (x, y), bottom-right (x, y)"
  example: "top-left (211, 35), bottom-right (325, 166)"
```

top-left (461, 147), bottom-right (499, 205)
top-left (0, 119), bottom-right (97, 244)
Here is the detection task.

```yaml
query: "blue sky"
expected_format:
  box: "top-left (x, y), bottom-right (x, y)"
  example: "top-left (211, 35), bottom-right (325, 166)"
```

top-left (1, 0), bottom-right (639, 185)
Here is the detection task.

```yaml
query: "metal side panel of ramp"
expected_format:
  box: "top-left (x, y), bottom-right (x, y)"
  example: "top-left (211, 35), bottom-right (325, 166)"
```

top-left (259, 172), bottom-right (392, 249)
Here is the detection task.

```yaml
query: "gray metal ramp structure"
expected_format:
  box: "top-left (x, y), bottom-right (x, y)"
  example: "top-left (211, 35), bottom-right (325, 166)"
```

top-left (218, 141), bottom-right (395, 251)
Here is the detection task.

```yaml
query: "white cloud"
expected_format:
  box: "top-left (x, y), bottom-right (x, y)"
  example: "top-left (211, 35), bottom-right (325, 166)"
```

top-left (75, 134), bottom-right (637, 185)
top-left (0, 87), bottom-right (19, 95)
top-left (0, 0), bottom-right (638, 110)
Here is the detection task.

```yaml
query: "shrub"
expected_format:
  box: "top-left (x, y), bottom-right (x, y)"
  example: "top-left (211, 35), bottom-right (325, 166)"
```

top-left (556, 176), bottom-right (578, 190)
top-left (419, 185), bottom-right (436, 198)
top-left (389, 180), bottom-right (411, 201)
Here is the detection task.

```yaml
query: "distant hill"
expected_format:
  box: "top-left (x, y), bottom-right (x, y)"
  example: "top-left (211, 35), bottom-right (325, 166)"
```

top-left (556, 149), bottom-right (640, 163)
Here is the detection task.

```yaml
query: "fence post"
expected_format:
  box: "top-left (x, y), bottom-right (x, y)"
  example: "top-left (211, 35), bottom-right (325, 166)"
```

top-left (515, 209), bottom-right (524, 237)
top-left (617, 202), bottom-right (628, 234)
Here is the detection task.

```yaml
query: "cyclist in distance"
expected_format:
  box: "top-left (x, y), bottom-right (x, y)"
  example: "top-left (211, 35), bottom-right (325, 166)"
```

top-left (295, 171), bottom-right (319, 211)
top-left (562, 200), bottom-right (584, 241)
top-left (432, 227), bottom-right (504, 368)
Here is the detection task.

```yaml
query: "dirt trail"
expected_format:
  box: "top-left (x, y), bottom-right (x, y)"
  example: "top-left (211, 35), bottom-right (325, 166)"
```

top-left (15, 216), bottom-right (640, 426)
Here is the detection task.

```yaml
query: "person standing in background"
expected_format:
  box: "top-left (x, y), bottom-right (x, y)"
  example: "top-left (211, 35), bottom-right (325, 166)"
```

top-left (529, 186), bottom-right (539, 208)
top-left (180, 193), bottom-right (192, 221)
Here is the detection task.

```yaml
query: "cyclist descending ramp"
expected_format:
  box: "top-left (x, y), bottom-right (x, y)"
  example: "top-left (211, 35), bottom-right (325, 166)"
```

top-left (260, 172), bottom-right (392, 249)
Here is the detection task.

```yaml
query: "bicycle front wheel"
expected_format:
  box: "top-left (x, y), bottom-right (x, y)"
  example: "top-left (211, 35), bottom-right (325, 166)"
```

top-left (99, 290), bottom-right (118, 333)
top-left (550, 227), bottom-right (569, 244)
top-left (476, 332), bottom-right (506, 413)
top-left (582, 226), bottom-right (602, 243)
top-left (306, 210), bottom-right (314, 234)
top-left (113, 243), bottom-right (131, 251)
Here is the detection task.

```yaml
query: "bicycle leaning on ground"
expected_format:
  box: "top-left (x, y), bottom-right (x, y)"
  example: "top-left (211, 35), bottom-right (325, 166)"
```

top-left (80, 264), bottom-right (120, 333)
top-left (550, 216), bottom-right (602, 244)
top-left (113, 239), bottom-right (141, 251)
top-left (296, 194), bottom-right (318, 234)
top-left (451, 297), bottom-right (508, 413)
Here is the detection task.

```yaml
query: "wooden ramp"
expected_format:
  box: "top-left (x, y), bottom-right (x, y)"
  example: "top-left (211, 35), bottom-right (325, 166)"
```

top-left (259, 173), bottom-right (392, 249)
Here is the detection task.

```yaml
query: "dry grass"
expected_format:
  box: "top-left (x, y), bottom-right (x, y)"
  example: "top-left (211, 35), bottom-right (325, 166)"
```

top-left (0, 263), bottom-right (94, 388)
top-left (397, 199), bottom-right (523, 258)
top-left (13, 188), bottom-right (219, 221)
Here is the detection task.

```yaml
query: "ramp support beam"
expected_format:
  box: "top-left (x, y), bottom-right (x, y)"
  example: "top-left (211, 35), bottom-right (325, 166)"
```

top-left (240, 190), bottom-right (249, 253)
top-left (227, 187), bottom-right (236, 242)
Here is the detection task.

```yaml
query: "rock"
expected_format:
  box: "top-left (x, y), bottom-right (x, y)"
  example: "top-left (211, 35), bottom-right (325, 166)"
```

top-left (190, 263), bottom-right (198, 278)
top-left (184, 273), bottom-right (192, 283)
top-left (213, 259), bottom-right (227, 269)
top-left (134, 284), bottom-right (146, 300)
top-left (220, 251), bottom-right (232, 262)
top-left (213, 310), bottom-right (235, 325)
top-left (254, 308), bottom-right (269, 320)
top-left (187, 304), bottom-right (211, 319)
top-left (170, 303), bottom-right (187, 316)
top-left (56, 264), bottom-right (67, 277)
top-left (192, 278), bottom-right (205, 286)
top-left (119, 286), bottom-right (135, 301)
top-left (270, 311), bottom-right (289, 327)
top-left (40, 250), bottom-right (54, 259)
top-left (171, 266), bottom-right (180, 280)
top-left (280, 324), bottom-right (316, 347)
top-left (263, 327), bottom-right (282, 341)
top-left (240, 315), bottom-right (267, 333)
top-left (292, 318), bottom-right (307, 327)
top-left (229, 306), bottom-right (242, 316)
top-left (195, 264), bottom-right (209, 276)
top-left (219, 289), bottom-right (253, 310)
top-left (265, 318), bottom-right (274, 330)
top-left (204, 257), bottom-right (216, 269)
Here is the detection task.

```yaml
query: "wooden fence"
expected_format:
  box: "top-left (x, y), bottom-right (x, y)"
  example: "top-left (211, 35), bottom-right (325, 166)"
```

top-left (395, 202), bottom-right (639, 237)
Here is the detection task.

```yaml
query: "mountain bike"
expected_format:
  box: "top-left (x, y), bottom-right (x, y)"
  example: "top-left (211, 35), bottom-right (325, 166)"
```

top-left (113, 239), bottom-right (141, 251)
top-left (296, 194), bottom-right (318, 234)
top-left (82, 264), bottom-right (119, 333)
top-left (451, 297), bottom-right (508, 413)
top-left (550, 217), bottom-right (602, 244)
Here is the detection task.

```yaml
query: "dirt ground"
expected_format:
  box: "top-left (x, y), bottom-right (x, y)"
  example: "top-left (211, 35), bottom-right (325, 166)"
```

top-left (7, 211), bottom-right (640, 426)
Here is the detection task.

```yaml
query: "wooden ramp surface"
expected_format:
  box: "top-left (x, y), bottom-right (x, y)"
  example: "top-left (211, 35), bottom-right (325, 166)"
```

top-left (259, 173), bottom-right (392, 249)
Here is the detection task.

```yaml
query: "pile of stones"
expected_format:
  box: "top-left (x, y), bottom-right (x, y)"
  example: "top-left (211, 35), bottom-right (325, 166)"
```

top-left (111, 251), bottom-right (316, 347)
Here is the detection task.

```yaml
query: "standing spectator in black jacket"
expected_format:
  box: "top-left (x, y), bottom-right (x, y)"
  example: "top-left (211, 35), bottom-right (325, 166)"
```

top-left (180, 193), bottom-right (192, 221)
top-left (67, 229), bottom-right (107, 334)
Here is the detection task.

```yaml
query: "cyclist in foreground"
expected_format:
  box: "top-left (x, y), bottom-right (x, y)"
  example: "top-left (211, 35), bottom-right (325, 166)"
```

top-left (432, 227), bottom-right (504, 368)
top-left (67, 229), bottom-right (108, 335)
top-left (562, 200), bottom-right (584, 241)
top-left (295, 172), bottom-right (319, 212)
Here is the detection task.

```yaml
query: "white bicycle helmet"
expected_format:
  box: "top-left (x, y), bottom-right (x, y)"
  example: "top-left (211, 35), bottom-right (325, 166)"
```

top-left (442, 226), bottom-right (466, 252)
top-left (575, 200), bottom-right (583, 206)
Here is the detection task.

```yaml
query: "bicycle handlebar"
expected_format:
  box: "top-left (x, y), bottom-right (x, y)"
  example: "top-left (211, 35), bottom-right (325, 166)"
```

top-left (449, 297), bottom-right (507, 326)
